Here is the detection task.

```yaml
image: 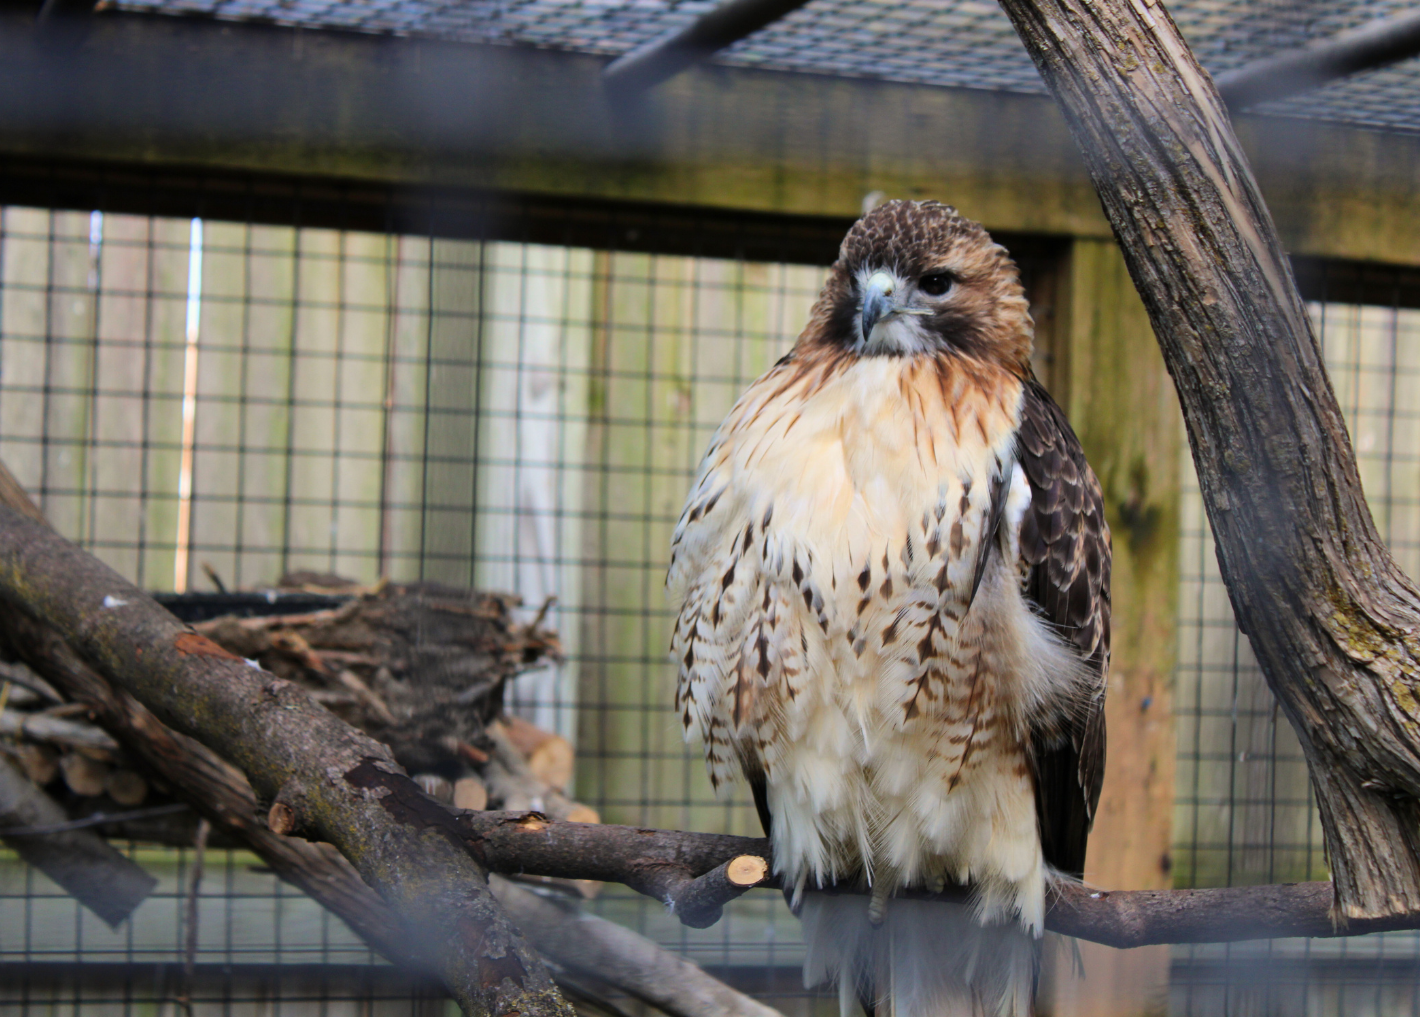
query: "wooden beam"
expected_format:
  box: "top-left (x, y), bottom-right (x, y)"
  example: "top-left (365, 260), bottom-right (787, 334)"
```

top-left (1217, 8), bottom-right (1420, 111)
top-left (0, 13), bottom-right (1417, 265)
top-left (602, 0), bottom-right (812, 93)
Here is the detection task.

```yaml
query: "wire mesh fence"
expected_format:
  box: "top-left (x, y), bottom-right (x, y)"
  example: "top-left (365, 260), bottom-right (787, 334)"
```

top-left (1, 162), bottom-right (1419, 1015)
top-left (1170, 260), bottom-right (1420, 1015)
top-left (0, 169), bottom-right (1069, 1015)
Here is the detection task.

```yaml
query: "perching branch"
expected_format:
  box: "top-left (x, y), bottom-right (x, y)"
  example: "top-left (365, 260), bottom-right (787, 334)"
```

top-left (453, 811), bottom-right (1420, 948)
top-left (5, 611), bottom-right (781, 1017)
top-left (0, 505), bottom-right (572, 1017)
top-left (0, 479), bottom-right (779, 1017)
top-left (993, 0), bottom-right (1420, 922)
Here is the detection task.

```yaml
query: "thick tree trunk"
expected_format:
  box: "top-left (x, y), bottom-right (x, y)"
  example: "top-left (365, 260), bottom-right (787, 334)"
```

top-left (994, 0), bottom-right (1420, 920)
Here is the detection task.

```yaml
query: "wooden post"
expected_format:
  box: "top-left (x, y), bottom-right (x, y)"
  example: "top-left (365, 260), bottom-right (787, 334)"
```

top-left (1041, 238), bottom-right (1181, 1017)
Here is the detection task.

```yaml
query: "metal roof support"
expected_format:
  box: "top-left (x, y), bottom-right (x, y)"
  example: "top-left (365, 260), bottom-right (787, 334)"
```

top-left (1216, 8), bottom-right (1420, 110)
top-left (601, 0), bottom-right (811, 93)
top-left (36, 0), bottom-right (100, 22)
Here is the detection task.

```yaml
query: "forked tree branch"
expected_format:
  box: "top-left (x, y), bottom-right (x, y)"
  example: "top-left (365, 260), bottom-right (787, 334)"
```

top-left (4, 610), bottom-right (779, 1017)
top-left (993, 0), bottom-right (1420, 921)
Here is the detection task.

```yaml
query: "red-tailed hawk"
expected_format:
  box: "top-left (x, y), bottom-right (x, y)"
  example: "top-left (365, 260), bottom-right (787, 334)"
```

top-left (667, 201), bottom-right (1110, 1016)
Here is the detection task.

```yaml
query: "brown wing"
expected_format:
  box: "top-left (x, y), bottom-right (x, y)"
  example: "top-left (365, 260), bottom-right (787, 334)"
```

top-left (1016, 379), bottom-right (1111, 878)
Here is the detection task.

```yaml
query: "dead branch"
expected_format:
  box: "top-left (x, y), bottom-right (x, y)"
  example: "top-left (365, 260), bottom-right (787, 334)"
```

top-left (8, 612), bottom-right (776, 1017)
top-left (994, 0), bottom-right (1420, 922)
top-left (0, 751), bottom-right (156, 926)
top-left (0, 507), bottom-right (571, 1017)
top-left (1, 708), bottom-right (120, 755)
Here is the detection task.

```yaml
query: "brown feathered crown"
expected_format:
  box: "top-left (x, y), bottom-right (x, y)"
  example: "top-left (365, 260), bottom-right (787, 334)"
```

top-left (798, 200), bottom-right (1035, 373)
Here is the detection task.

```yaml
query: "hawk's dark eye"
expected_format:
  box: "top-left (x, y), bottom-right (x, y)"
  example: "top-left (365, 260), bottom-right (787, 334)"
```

top-left (919, 272), bottom-right (954, 297)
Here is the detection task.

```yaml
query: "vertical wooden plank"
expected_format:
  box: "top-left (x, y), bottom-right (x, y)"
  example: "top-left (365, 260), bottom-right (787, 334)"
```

top-left (381, 235), bottom-right (433, 581)
top-left (0, 208), bottom-right (57, 517)
top-left (188, 219), bottom-right (249, 591)
top-left (39, 210), bottom-right (98, 543)
top-left (139, 217), bottom-right (193, 591)
top-left (283, 227), bottom-right (341, 577)
top-left (1043, 237), bottom-right (1181, 1017)
top-left (419, 237), bottom-right (482, 586)
top-left (1379, 307), bottom-right (1420, 576)
top-left (235, 224), bottom-right (298, 589)
top-left (475, 242), bottom-right (594, 742)
top-left (89, 214), bottom-right (159, 585)
top-left (331, 230), bottom-right (393, 584)
top-left (576, 248), bottom-right (668, 829)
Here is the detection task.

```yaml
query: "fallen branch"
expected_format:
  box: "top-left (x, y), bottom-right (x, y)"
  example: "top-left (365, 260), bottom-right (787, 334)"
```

top-left (1, 708), bottom-right (120, 755)
top-left (0, 751), bottom-right (156, 926)
top-left (0, 506), bottom-right (570, 1017)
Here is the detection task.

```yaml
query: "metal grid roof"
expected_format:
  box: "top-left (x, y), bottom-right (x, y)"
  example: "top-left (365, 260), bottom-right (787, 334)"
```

top-left (110, 0), bottom-right (1420, 133)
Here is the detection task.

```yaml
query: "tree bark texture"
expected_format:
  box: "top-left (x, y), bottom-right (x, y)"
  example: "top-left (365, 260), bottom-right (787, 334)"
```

top-left (0, 506), bottom-right (572, 1017)
top-left (994, 0), bottom-right (1420, 920)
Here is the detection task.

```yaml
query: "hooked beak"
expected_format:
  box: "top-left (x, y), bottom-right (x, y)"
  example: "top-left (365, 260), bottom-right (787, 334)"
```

top-left (861, 271), bottom-right (895, 341)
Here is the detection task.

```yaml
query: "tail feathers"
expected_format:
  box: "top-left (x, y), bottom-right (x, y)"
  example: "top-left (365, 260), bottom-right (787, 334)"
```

top-left (801, 892), bottom-right (1039, 1017)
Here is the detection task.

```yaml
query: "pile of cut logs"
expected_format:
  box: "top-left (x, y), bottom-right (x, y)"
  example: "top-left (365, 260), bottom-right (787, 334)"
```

top-left (1, 572), bottom-right (596, 858)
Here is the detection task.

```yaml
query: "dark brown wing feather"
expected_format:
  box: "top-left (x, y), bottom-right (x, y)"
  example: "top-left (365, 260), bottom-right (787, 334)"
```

top-left (1016, 379), bottom-right (1111, 878)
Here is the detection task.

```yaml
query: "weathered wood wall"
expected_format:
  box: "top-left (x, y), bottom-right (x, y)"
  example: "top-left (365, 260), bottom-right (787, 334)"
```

top-left (1041, 238), bottom-right (1182, 1017)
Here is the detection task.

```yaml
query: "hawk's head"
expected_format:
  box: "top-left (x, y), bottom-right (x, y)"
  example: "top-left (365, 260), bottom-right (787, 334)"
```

top-left (803, 200), bottom-right (1033, 372)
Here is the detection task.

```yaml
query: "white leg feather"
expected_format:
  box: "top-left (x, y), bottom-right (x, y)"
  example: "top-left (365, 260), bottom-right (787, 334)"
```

top-left (801, 892), bottom-right (1038, 1017)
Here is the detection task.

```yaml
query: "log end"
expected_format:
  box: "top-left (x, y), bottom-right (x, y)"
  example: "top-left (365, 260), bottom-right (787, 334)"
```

top-left (267, 801), bottom-right (298, 837)
top-left (727, 854), bottom-right (769, 887)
